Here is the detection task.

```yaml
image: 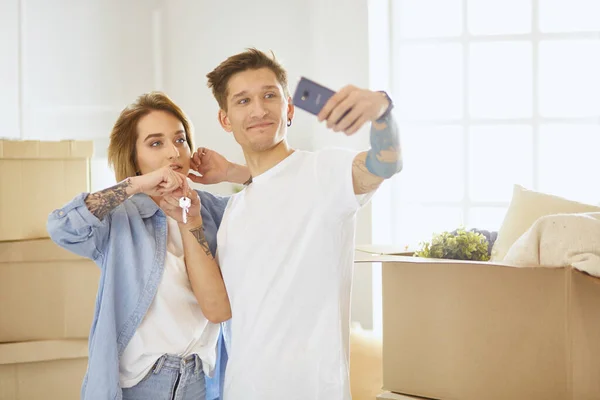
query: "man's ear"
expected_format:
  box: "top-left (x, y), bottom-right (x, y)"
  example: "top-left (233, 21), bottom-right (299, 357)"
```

top-left (287, 97), bottom-right (295, 122)
top-left (218, 109), bottom-right (233, 132)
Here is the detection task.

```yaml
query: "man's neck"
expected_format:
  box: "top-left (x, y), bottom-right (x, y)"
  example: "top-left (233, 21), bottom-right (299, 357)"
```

top-left (243, 140), bottom-right (295, 179)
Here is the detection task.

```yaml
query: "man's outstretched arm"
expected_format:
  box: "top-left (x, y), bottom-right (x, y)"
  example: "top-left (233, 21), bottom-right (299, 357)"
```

top-left (318, 87), bottom-right (403, 194)
top-left (352, 113), bottom-right (402, 194)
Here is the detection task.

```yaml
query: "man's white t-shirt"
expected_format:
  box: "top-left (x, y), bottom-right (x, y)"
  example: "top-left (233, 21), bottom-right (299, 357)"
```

top-left (217, 148), bottom-right (374, 400)
top-left (119, 217), bottom-right (220, 388)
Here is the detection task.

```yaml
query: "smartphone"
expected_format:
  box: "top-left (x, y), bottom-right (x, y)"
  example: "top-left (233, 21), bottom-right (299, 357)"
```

top-left (292, 77), bottom-right (351, 122)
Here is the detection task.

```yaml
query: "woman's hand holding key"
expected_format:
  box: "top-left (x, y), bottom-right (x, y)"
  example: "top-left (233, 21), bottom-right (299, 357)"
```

top-left (160, 188), bottom-right (201, 225)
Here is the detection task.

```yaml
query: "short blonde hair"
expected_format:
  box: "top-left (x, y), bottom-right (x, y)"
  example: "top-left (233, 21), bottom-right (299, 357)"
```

top-left (108, 92), bottom-right (194, 182)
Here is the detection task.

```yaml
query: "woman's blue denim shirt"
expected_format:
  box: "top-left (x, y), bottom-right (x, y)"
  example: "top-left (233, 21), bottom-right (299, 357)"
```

top-left (47, 190), bottom-right (229, 400)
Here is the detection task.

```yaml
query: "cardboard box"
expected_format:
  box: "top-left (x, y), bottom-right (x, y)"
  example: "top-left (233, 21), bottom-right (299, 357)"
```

top-left (0, 339), bottom-right (88, 400)
top-left (356, 254), bottom-right (600, 400)
top-left (0, 139), bottom-right (93, 242)
top-left (377, 392), bottom-right (432, 399)
top-left (0, 239), bottom-right (99, 343)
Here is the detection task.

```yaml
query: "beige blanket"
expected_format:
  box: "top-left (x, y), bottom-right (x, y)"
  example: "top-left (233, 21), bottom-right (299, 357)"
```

top-left (503, 212), bottom-right (600, 278)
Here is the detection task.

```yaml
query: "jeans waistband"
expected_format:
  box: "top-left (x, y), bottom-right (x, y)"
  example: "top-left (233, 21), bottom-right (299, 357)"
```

top-left (152, 353), bottom-right (203, 375)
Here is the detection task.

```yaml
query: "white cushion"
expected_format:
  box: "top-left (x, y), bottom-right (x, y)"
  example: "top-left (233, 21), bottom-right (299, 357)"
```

top-left (490, 185), bottom-right (600, 261)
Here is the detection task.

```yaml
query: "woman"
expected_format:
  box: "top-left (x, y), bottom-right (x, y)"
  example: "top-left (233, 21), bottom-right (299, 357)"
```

top-left (47, 92), bottom-right (250, 400)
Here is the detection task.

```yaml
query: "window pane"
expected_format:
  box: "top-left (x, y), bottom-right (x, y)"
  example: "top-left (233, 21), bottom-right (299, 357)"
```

top-left (397, 125), bottom-right (464, 202)
top-left (539, 124), bottom-right (600, 204)
top-left (394, 204), bottom-right (464, 249)
top-left (393, 0), bottom-right (462, 39)
top-left (468, 207), bottom-right (508, 231)
top-left (468, 0), bottom-right (531, 35)
top-left (395, 44), bottom-right (463, 120)
top-left (469, 42), bottom-right (532, 118)
top-left (539, 40), bottom-right (600, 118)
top-left (469, 125), bottom-right (533, 202)
top-left (540, 0), bottom-right (600, 32)
top-left (371, 180), bottom-right (394, 244)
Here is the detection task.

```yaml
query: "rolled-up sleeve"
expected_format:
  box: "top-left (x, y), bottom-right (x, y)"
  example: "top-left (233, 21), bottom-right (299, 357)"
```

top-left (47, 192), bottom-right (110, 263)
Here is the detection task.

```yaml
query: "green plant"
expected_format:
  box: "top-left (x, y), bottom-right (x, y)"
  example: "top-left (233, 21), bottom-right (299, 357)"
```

top-left (414, 227), bottom-right (490, 261)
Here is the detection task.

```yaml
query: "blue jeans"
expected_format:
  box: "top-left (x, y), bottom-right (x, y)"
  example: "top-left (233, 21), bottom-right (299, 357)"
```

top-left (122, 354), bottom-right (206, 400)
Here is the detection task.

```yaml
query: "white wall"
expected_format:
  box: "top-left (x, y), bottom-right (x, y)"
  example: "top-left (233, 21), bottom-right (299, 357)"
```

top-left (0, 0), bottom-right (375, 329)
top-left (0, 0), bottom-right (20, 139)
top-left (1, 0), bottom-right (167, 189)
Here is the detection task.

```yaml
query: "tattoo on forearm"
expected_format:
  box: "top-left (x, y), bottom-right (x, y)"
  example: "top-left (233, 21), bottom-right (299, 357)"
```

top-left (189, 226), bottom-right (213, 258)
top-left (353, 158), bottom-right (384, 192)
top-left (366, 115), bottom-right (403, 178)
top-left (85, 178), bottom-right (132, 220)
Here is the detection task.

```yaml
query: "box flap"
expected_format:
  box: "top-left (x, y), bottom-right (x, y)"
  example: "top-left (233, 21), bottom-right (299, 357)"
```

top-left (355, 253), bottom-right (416, 263)
top-left (0, 340), bottom-right (88, 365)
top-left (354, 253), bottom-right (523, 268)
top-left (0, 239), bottom-right (83, 263)
top-left (0, 140), bottom-right (93, 159)
top-left (356, 244), bottom-right (414, 256)
top-left (377, 392), bottom-right (433, 400)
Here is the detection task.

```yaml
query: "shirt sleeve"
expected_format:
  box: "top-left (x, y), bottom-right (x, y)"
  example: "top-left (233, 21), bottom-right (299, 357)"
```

top-left (314, 148), bottom-right (374, 218)
top-left (46, 192), bottom-right (111, 263)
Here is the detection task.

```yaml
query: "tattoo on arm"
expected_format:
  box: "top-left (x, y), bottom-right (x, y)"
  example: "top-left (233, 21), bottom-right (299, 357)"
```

top-left (353, 158), bottom-right (383, 193)
top-left (189, 225), bottom-right (214, 259)
top-left (85, 178), bottom-right (132, 220)
top-left (365, 115), bottom-right (403, 178)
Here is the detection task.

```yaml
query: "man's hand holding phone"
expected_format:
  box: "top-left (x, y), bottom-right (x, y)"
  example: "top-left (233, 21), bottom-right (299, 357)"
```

top-left (317, 85), bottom-right (390, 135)
top-left (292, 77), bottom-right (390, 136)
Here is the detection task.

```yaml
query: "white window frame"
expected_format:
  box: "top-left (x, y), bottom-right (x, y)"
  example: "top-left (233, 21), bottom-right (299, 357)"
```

top-left (368, 0), bottom-right (600, 335)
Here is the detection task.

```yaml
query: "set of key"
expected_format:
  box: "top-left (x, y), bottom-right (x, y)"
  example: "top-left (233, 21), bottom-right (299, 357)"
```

top-left (179, 196), bottom-right (191, 224)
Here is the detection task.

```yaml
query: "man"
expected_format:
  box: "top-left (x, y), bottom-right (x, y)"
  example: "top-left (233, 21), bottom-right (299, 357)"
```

top-left (201, 48), bottom-right (402, 399)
